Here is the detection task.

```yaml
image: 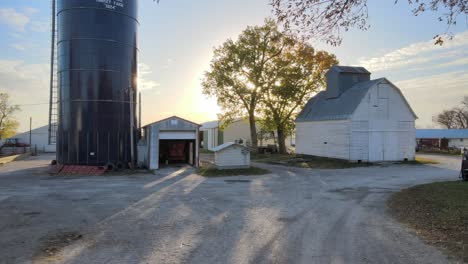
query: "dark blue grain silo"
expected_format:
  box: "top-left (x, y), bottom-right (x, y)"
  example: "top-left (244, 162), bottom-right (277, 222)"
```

top-left (56, 0), bottom-right (138, 168)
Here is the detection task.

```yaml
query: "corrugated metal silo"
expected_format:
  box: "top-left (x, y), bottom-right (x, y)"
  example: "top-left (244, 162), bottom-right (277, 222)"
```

top-left (56, 0), bottom-right (138, 167)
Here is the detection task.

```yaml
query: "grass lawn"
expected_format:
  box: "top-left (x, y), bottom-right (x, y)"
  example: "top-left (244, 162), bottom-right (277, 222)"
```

top-left (197, 166), bottom-right (270, 177)
top-left (251, 153), bottom-right (371, 169)
top-left (388, 181), bottom-right (468, 262)
top-left (418, 150), bottom-right (463, 156)
top-left (397, 156), bottom-right (439, 165)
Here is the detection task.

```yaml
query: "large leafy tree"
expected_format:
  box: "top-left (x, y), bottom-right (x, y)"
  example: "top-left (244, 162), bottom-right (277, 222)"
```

top-left (202, 20), bottom-right (292, 149)
top-left (271, 0), bottom-right (467, 45)
top-left (260, 41), bottom-right (338, 153)
top-left (0, 93), bottom-right (20, 139)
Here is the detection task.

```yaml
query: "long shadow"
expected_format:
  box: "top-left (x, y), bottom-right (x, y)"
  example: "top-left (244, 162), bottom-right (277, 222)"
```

top-left (27, 160), bottom-right (459, 264)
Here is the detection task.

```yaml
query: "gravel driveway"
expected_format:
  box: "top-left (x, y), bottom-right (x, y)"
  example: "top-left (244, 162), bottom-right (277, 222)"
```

top-left (0, 154), bottom-right (461, 264)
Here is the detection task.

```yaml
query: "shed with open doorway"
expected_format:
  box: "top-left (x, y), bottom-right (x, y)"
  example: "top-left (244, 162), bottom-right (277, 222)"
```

top-left (140, 116), bottom-right (200, 170)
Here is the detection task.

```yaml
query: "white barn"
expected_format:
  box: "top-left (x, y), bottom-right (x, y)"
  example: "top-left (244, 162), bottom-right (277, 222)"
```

top-left (212, 142), bottom-right (250, 169)
top-left (296, 66), bottom-right (417, 162)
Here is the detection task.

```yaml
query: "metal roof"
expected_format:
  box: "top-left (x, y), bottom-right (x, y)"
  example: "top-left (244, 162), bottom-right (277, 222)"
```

top-left (201, 120), bottom-right (219, 129)
top-left (211, 142), bottom-right (248, 152)
top-left (416, 129), bottom-right (468, 139)
top-left (296, 78), bottom-right (383, 122)
top-left (143, 116), bottom-right (201, 128)
top-left (327, 66), bottom-right (371, 75)
top-left (296, 77), bottom-right (417, 122)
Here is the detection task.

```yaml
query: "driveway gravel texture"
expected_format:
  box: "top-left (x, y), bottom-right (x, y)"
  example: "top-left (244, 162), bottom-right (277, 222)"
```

top-left (0, 153), bottom-right (463, 264)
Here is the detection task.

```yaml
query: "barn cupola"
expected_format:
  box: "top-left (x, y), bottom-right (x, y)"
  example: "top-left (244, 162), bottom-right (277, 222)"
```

top-left (325, 66), bottom-right (371, 99)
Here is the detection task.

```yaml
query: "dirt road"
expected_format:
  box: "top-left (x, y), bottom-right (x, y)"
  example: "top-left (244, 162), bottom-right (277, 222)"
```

top-left (0, 154), bottom-right (460, 264)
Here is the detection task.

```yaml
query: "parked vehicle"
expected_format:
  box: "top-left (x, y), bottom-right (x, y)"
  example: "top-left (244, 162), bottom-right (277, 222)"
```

top-left (1, 138), bottom-right (29, 148)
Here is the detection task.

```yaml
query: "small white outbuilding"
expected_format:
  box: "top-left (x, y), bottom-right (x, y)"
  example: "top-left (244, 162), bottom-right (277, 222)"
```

top-left (212, 142), bottom-right (250, 169)
top-left (296, 66), bottom-right (417, 162)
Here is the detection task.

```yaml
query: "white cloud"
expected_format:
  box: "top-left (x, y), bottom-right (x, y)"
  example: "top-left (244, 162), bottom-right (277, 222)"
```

top-left (396, 71), bottom-right (468, 128)
top-left (0, 8), bottom-right (30, 32)
top-left (0, 60), bottom-right (50, 131)
top-left (138, 63), bottom-right (161, 91)
top-left (359, 31), bottom-right (468, 72)
top-left (30, 20), bottom-right (49, 33)
top-left (10, 43), bottom-right (26, 51)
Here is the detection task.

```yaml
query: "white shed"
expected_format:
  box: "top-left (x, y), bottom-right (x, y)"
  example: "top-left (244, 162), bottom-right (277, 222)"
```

top-left (139, 116), bottom-right (200, 170)
top-left (296, 66), bottom-right (417, 162)
top-left (212, 142), bottom-right (250, 169)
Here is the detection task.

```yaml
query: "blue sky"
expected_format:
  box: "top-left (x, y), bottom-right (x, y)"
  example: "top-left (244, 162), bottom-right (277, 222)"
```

top-left (0, 0), bottom-right (467, 132)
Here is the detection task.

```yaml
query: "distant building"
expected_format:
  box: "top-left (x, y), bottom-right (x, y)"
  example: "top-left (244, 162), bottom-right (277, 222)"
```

top-left (295, 66), bottom-right (417, 162)
top-left (416, 129), bottom-right (468, 150)
top-left (201, 118), bottom-right (294, 151)
top-left (4, 124), bottom-right (56, 153)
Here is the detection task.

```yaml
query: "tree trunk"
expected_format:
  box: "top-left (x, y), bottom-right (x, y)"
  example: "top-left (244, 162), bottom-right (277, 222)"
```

top-left (248, 112), bottom-right (258, 151)
top-left (277, 128), bottom-right (287, 154)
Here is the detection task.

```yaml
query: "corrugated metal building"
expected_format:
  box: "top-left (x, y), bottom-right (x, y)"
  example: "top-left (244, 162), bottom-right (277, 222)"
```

top-left (295, 66), bottom-right (417, 162)
top-left (201, 119), bottom-right (295, 151)
top-left (416, 129), bottom-right (468, 150)
top-left (138, 116), bottom-right (200, 170)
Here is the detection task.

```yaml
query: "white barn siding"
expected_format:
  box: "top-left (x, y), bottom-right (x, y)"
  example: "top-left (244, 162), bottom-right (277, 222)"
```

top-left (351, 82), bottom-right (416, 161)
top-left (296, 120), bottom-right (351, 160)
top-left (215, 147), bottom-right (250, 168)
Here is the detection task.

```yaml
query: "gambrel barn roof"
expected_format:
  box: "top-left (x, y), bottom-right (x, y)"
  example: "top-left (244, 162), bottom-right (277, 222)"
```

top-left (296, 66), bottom-right (417, 122)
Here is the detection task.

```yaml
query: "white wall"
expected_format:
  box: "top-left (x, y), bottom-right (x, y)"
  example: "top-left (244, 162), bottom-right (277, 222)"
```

top-left (8, 125), bottom-right (56, 153)
top-left (296, 80), bottom-right (416, 162)
top-left (215, 146), bottom-right (250, 168)
top-left (205, 119), bottom-right (294, 150)
top-left (352, 81), bottom-right (416, 161)
top-left (449, 138), bottom-right (468, 149)
top-left (203, 127), bottom-right (219, 150)
top-left (296, 120), bottom-right (351, 160)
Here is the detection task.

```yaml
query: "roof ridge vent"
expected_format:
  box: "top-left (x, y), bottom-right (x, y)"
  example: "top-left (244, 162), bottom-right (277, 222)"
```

top-left (325, 65), bottom-right (371, 99)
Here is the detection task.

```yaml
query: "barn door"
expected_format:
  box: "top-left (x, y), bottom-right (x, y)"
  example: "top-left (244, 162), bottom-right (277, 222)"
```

top-left (370, 132), bottom-right (399, 161)
top-left (370, 132), bottom-right (384, 162)
top-left (383, 133), bottom-right (398, 161)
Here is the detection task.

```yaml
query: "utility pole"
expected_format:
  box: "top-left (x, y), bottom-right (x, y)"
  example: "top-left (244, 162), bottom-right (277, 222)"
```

top-left (129, 87), bottom-right (135, 169)
top-left (139, 92), bottom-right (142, 130)
top-left (29, 117), bottom-right (32, 147)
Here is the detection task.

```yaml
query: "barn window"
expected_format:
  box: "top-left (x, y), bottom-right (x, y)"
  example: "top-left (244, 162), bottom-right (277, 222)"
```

top-left (171, 119), bottom-right (178, 126)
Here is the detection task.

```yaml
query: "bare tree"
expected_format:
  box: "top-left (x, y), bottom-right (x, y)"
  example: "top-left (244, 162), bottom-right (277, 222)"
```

top-left (435, 97), bottom-right (468, 129)
top-left (270, 0), bottom-right (467, 46)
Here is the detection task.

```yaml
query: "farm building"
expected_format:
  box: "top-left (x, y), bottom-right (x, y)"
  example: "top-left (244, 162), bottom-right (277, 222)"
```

top-left (416, 129), bottom-right (468, 150)
top-left (212, 142), bottom-right (250, 169)
top-left (201, 118), bottom-right (295, 151)
top-left (295, 66), bottom-right (417, 162)
top-left (3, 124), bottom-right (56, 153)
top-left (138, 116), bottom-right (200, 170)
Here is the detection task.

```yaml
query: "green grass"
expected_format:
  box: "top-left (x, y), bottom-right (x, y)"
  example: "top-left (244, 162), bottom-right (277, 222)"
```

top-left (418, 150), bottom-right (463, 156)
top-left (396, 156), bottom-right (439, 165)
top-left (197, 166), bottom-right (270, 177)
top-left (200, 149), bottom-right (214, 154)
top-left (388, 181), bottom-right (468, 262)
top-left (251, 153), bottom-right (371, 169)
